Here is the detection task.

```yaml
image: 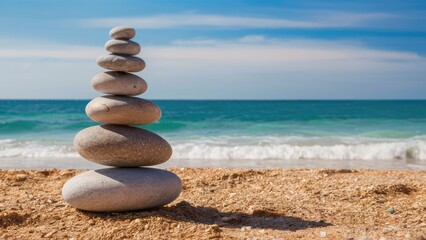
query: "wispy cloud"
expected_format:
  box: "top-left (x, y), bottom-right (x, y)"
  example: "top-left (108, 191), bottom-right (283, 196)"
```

top-left (165, 36), bottom-right (423, 63)
top-left (0, 36), bottom-right (421, 63)
top-left (80, 12), bottom-right (392, 29)
top-left (0, 36), bottom-right (425, 99)
top-left (0, 39), bottom-right (102, 60)
top-left (0, 47), bottom-right (101, 60)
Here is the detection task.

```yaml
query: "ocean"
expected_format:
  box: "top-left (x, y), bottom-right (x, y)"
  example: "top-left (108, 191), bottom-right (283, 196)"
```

top-left (0, 100), bottom-right (425, 169)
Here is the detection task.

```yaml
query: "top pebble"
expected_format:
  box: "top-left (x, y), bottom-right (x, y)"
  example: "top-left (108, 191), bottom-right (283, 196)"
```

top-left (109, 26), bottom-right (136, 39)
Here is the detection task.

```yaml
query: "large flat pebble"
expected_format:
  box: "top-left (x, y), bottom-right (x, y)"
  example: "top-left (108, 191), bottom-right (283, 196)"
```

top-left (86, 95), bottom-right (161, 125)
top-left (91, 71), bottom-right (147, 96)
top-left (97, 54), bottom-right (145, 72)
top-left (62, 168), bottom-right (182, 212)
top-left (105, 39), bottom-right (141, 55)
top-left (74, 125), bottom-right (172, 166)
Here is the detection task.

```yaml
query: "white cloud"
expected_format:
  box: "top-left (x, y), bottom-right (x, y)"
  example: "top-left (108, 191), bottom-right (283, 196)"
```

top-left (80, 12), bottom-right (392, 29)
top-left (0, 47), bottom-right (101, 60)
top-left (0, 36), bottom-right (421, 63)
top-left (0, 36), bottom-right (425, 99)
top-left (0, 39), bottom-right (102, 60)
top-left (166, 36), bottom-right (422, 62)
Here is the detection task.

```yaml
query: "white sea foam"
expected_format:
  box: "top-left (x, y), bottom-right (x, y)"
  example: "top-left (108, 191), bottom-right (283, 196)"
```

top-left (1, 137), bottom-right (425, 161)
top-left (0, 139), bottom-right (79, 158)
top-left (172, 141), bottom-right (426, 161)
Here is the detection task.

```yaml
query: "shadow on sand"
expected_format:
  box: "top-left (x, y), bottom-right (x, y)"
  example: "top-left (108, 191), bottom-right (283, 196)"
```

top-left (80, 200), bottom-right (331, 231)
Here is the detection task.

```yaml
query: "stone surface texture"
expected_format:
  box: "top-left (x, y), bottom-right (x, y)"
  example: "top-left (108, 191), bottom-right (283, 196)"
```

top-left (96, 54), bottom-right (145, 72)
top-left (105, 39), bottom-right (141, 55)
top-left (62, 168), bottom-right (182, 212)
top-left (91, 71), bottom-right (147, 96)
top-left (85, 95), bottom-right (161, 125)
top-left (74, 125), bottom-right (172, 166)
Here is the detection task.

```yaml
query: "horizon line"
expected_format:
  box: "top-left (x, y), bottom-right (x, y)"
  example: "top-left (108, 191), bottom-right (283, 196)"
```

top-left (0, 98), bottom-right (425, 101)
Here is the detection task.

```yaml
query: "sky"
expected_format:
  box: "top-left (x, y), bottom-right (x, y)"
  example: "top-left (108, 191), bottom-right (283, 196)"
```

top-left (0, 0), bottom-right (425, 99)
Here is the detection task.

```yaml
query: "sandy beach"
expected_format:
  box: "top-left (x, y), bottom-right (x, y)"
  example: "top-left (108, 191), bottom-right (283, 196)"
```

top-left (1, 168), bottom-right (425, 239)
top-left (1, 0), bottom-right (426, 239)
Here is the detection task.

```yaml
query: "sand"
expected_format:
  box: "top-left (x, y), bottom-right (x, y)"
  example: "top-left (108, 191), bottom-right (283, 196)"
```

top-left (0, 168), bottom-right (425, 239)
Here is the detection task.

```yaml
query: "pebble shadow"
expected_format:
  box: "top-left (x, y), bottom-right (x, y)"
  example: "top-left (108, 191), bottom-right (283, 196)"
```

top-left (80, 200), bottom-right (332, 231)
top-left (0, 212), bottom-right (30, 228)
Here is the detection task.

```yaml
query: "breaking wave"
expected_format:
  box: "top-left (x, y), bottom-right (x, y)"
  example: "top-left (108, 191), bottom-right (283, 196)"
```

top-left (1, 137), bottom-right (425, 161)
top-left (172, 141), bottom-right (426, 161)
top-left (0, 139), bottom-right (78, 158)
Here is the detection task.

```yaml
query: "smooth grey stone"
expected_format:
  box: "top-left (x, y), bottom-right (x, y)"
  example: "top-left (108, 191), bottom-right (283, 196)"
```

top-left (62, 168), bottom-right (182, 212)
top-left (91, 71), bottom-right (147, 96)
top-left (85, 95), bottom-right (161, 125)
top-left (105, 39), bottom-right (141, 55)
top-left (96, 54), bottom-right (145, 72)
top-left (109, 26), bottom-right (136, 39)
top-left (74, 125), bottom-right (172, 166)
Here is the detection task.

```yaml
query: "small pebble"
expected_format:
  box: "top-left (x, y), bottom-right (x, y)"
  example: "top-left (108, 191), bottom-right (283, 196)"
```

top-left (320, 231), bottom-right (327, 237)
top-left (109, 26), bottom-right (136, 39)
top-left (206, 224), bottom-right (221, 233)
top-left (132, 219), bottom-right (141, 224)
top-left (240, 226), bottom-right (252, 231)
top-left (44, 230), bottom-right (57, 238)
top-left (16, 174), bottom-right (28, 181)
top-left (387, 208), bottom-right (395, 214)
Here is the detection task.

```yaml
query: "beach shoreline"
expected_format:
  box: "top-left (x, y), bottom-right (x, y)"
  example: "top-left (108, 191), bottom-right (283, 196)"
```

top-left (1, 157), bottom-right (425, 170)
top-left (1, 168), bottom-right (425, 239)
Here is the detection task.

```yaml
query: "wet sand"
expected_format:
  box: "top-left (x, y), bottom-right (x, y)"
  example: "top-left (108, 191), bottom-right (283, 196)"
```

top-left (1, 168), bottom-right (425, 239)
top-left (0, 157), bottom-right (425, 170)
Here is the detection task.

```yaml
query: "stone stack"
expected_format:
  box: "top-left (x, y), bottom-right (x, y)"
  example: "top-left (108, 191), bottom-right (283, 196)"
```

top-left (62, 26), bottom-right (182, 212)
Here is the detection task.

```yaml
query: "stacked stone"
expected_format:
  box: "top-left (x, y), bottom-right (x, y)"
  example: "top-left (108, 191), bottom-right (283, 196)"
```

top-left (62, 26), bottom-right (182, 212)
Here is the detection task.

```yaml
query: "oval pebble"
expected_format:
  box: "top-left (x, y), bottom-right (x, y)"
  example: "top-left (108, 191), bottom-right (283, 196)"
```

top-left (62, 168), bottom-right (182, 212)
top-left (85, 95), bottom-right (161, 125)
top-left (109, 26), bottom-right (136, 39)
top-left (96, 54), bottom-right (145, 72)
top-left (91, 71), bottom-right (147, 96)
top-left (105, 39), bottom-right (141, 55)
top-left (74, 125), bottom-right (172, 166)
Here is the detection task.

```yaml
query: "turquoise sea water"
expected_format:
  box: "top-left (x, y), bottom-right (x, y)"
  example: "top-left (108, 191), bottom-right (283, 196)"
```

top-left (0, 100), bottom-right (426, 168)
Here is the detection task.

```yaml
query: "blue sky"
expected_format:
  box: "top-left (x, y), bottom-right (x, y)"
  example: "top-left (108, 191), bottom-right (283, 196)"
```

top-left (0, 0), bottom-right (425, 99)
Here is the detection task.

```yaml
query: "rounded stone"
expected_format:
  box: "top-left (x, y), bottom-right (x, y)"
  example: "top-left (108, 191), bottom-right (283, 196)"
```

top-left (105, 39), bottom-right (141, 55)
top-left (96, 54), bottom-right (145, 72)
top-left (109, 26), bottom-right (136, 39)
top-left (74, 125), bottom-right (172, 166)
top-left (62, 168), bottom-right (182, 212)
top-left (91, 71), bottom-right (147, 96)
top-left (85, 95), bottom-right (161, 125)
